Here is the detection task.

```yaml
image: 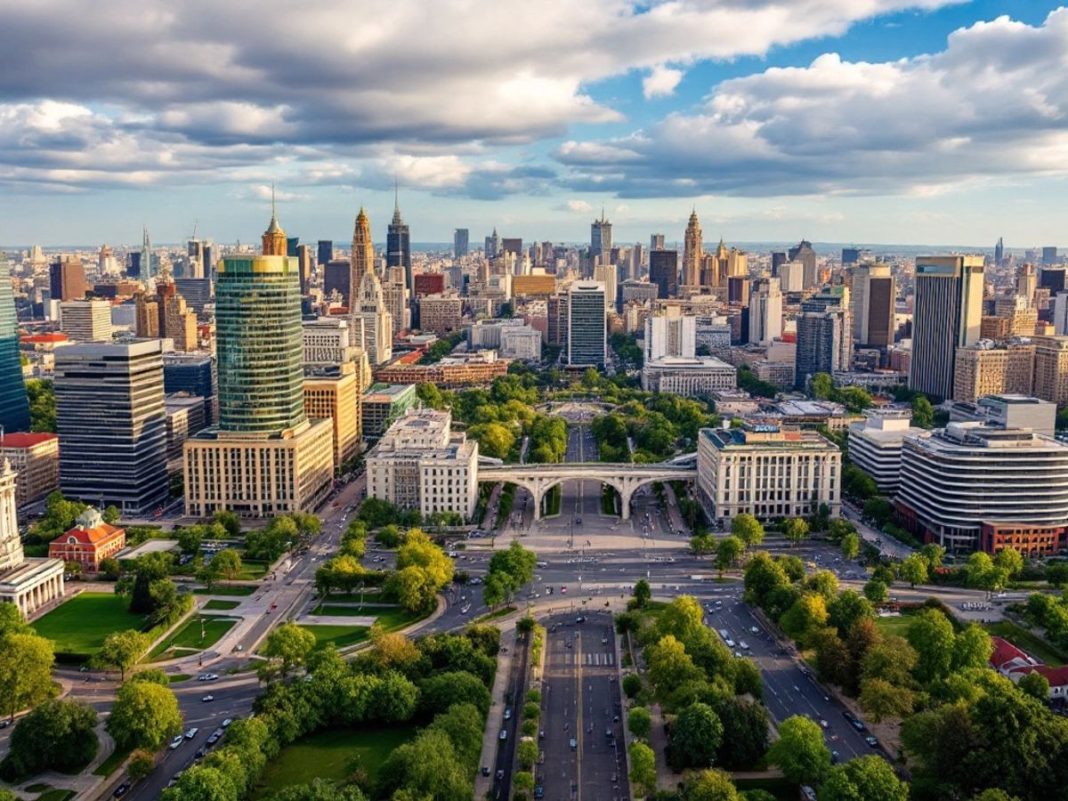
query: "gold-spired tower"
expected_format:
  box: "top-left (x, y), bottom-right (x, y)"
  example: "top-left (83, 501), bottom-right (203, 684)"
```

top-left (683, 209), bottom-right (703, 288)
top-left (351, 207), bottom-right (374, 292)
top-left (261, 186), bottom-right (287, 256)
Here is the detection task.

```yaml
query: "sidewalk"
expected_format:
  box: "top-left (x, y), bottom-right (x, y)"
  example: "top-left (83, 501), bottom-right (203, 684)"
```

top-left (475, 623), bottom-right (518, 798)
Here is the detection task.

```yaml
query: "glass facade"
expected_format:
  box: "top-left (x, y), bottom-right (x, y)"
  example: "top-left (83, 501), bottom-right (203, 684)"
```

top-left (216, 256), bottom-right (306, 434)
top-left (0, 255), bottom-right (30, 433)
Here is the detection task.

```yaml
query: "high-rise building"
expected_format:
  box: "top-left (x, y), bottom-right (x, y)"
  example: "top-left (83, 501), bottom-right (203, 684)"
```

top-left (454, 228), bottom-right (469, 258)
top-left (795, 309), bottom-right (850, 388)
top-left (324, 259), bottom-right (352, 306)
top-left (0, 433), bottom-right (59, 507)
top-left (1043, 246), bottom-right (1059, 266)
top-left (295, 244), bottom-right (313, 293)
top-left (1040, 266), bottom-right (1066, 296)
top-left (909, 256), bottom-right (984, 401)
top-left (49, 257), bottom-right (87, 302)
top-left (749, 277), bottom-right (783, 345)
top-left (418, 293), bottom-right (464, 336)
top-left (650, 233), bottom-right (665, 252)
top-left (591, 211), bottom-right (612, 266)
top-left (60, 299), bottom-right (112, 342)
top-left (355, 271), bottom-right (393, 366)
top-left (485, 228), bottom-right (501, 260)
top-left (778, 261), bottom-right (804, 293)
top-left (54, 340), bottom-right (169, 513)
top-left (1033, 336), bottom-right (1068, 406)
top-left (163, 353), bottom-right (215, 425)
top-left (567, 281), bottom-right (606, 367)
top-left (381, 281), bottom-right (409, 338)
top-left (682, 210), bottom-right (703, 288)
top-left (995, 237), bottom-right (1005, 267)
top-left (645, 307), bottom-right (696, 361)
top-left (387, 191), bottom-right (412, 294)
top-left (727, 275), bottom-right (750, 307)
top-left (286, 237), bottom-right (300, 258)
top-left (848, 410), bottom-right (925, 495)
top-left (788, 240), bottom-right (818, 289)
top-left (140, 226), bottom-right (154, 281)
top-left (0, 255), bottom-right (30, 433)
top-left (304, 371), bottom-right (359, 469)
top-left (1017, 263), bottom-right (1037, 305)
top-left (952, 342), bottom-right (1035, 402)
top-left (852, 263), bottom-right (895, 349)
top-left (317, 239), bottom-right (335, 268)
top-left (174, 278), bottom-right (213, 315)
top-left (649, 250), bottom-right (678, 299)
top-left (770, 251), bottom-right (787, 275)
top-left (351, 207), bottom-right (374, 292)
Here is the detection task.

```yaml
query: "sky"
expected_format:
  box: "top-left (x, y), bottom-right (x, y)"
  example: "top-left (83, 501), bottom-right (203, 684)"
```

top-left (2, 1), bottom-right (1068, 249)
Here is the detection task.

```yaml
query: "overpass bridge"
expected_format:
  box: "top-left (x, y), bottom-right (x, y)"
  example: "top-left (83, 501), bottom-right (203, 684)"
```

top-left (477, 461), bottom-right (698, 520)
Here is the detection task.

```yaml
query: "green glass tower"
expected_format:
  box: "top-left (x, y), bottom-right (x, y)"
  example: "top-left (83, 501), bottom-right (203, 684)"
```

top-left (0, 254), bottom-right (30, 433)
top-left (215, 255), bottom-right (306, 434)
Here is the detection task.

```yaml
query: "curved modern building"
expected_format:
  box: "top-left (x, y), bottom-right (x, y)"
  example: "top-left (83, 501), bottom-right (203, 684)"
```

top-left (896, 422), bottom-right (1068, 554)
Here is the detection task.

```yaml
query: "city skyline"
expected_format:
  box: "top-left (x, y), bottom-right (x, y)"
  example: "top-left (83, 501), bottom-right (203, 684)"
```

top-left (2, 2), bottom-right (1068, 245)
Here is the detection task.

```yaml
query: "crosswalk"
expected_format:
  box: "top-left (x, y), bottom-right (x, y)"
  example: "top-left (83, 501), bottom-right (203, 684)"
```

top-left (561, 652), bottom-right (615, 666)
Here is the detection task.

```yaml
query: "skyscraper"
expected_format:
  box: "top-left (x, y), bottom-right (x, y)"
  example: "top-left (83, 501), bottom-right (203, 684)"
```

top-left (682, 210), bottom-right (703, 288)
top-left (650, 233), bottom-right (665, 252)
top-left (0, 254), bottom-right (30, 433)
top-left (317, 239), bottom-right (335, 268)
top-left (909, 255), bottom-right (984, 401)
top-left (386, 189), bottom-right (412, 287)
top-left (356, 271), bottom-right (393, 366)
top-left (795, 290), bottom-right (851, 388)
top-left (567, 281), bottom-right (606, 367)
top-left (54, 340), bottom-right (169, 513)
top-left (591, 210), bottom-right (612, 266)
top-left (261, 190), bottom-right (288, 258)
top-left (789, 240), bottom-right (818, 289)
top-left (351, 207), bottom-right (374, 292)
top-left (749, 277), bottom-right (783, 345)
top-left (141, 226), bottom-right (154, 281)
top-left (485, 228), bottom-right (501, 259)
top-left (49, 257), bottom-right (87, 302)
top-left (453, 228), bottom-right (469, 258)
top-left (852, 263), bottom-right (895, 349)
top-left (649, 250), bottom-right (678, 299)
top-left (995, 237), bottom-right (1005, 267)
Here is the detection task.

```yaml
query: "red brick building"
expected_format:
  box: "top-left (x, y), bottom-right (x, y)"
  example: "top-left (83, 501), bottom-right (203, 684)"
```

top-left (48, 508), bottom-right (125, 572)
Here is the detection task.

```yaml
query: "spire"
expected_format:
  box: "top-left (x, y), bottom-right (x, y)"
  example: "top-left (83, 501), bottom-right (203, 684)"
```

top-left (391, 179), bottom-right (403, 226)
top-left (262, 184), bottom-right (287, 255)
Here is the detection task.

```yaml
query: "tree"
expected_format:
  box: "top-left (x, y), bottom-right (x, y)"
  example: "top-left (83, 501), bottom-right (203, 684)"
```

top-left (859, 677), bottom-right (915, 722)
top-left (418, 671), bottom-right (491, 717)
top-left (211, 549), bottom-right (244, 582)
top-left (517, 739), bottom-right (538, 770)
top-left (691, 534), bottom-right (717, 555)
top-left (213, 510), bottom-right (241, 538)
top-left (0, 605), bottom-right (27, 638)
top-left (261, 623), bottom-right (317, 680)
top-left (912, 394), bottom-right (935, 429)
top-left (919, 543), bottom-right (946, 571)
top-left (629, 742), bottom-right (657, 798)
top-left (0, 698), bottom-right (98, 780)
top-left (863, 579), bottom-right (889, 605)
top-left (657, 596), bottom-right (706, 642)
top-left (681, 769), bottom-right (740, 801)
top-left (994, 546), bottom-right (1024, 579)
top-left (96, 630), bottom-right (151, 681)
top-left (810, 373), bottom-right (835, 400)
top-left (971, 792), bottom-right (1021, 801)
top-left (128, 749), bottom-right (156, 781)
top-left (828, 590), bottom-right (874, 636)
top-left (766, 715), bottom-right (831, 786)
top-left (1018, 670), bottom-right (1050, 701)
top-left (906, 609), bottom-right (956, 684)
top-left (782, 517), bottom-right (810, 547)
top-left (107, 681), bottom-right (182, 751)
top-left (952, 624), bottom-right (994, 672)
top-left (780, 594), bottom-right (829, 645)
top-left (862, 636), bottom-right (918, 688)
top-left (715, 698), bottom-right (769, 770)
top-left (840, 532), bottom-right (861, 560)
top-left (628, 706), bottom-right (652, 738)
top-left (387, 565), bottom-right (437, 614)
top-left (731, 514), bottom-right (765, 549)
top-left (668, 702), bottom-right (724, 770)
top-left (646, 636), bottom-right (703, 700)
top-left (622, 674), bottom-right (643, 699)
top-left (177, 526), bottom-right (204, 555)
top-left (633, 578), bottom-right (652, 609)
top-left (965, 551), bottom-right (1008, 592)
top-left (714, 536), bottom-right (745, 575)
top-left (818, 755), bottom-right (908, 801)
top-left (898, 553), bottom-right (929, 588)
top-left (0, 632), bottom-right (55, 721)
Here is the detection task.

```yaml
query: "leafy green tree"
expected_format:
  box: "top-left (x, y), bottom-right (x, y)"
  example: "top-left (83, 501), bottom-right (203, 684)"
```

top-left (668, 702), bottom-right (724, 770)
top-left (0, 632), bottom-right (55, 721)
top-left (25, 379), bottom-right (56, 433)
top-left (818, 755), bottom-right (908, 801)
top-left (633, 578), bottom-right (652, 608)
top-left (261, 623), bottom-right (317, 680)
top-left (715, 698), bottom-right (769, 770)
top-left (859, 677), bottom-right (915, 722)
top-left (953, 624), bottom-right (994, 672)
top-left (810, 373), bottom-right (835, 400)
top-left (96, 630), bottom-right (151, 681)
top-left (107, 680), bottom-right (182, 751)
top-left (0, 605), bottom-right (27, 639)
top-left (919, 543), bottom-right (946, 570)
top-left (898, 553), bottom-right (929, 587)
top-left (863, 579), bottom-right (889, 605)
top-left (1018, 670), bottom-right (1050, 701)
top-left (743, 552), bottom-right (790, 608)
top-left (970, 792), bottom-right (1020, 801)
top-left (828, 590), bottom-right (874, 635)
top-left (780, 594), bottom-right (829, 645)
top-left (994, 547), bottom-right (1024, 579)
top-left (691, 534), bottom-right (717, 555)
top-left (646, 636), bottom-right (703, 700)
top-left (177, 526), bottom-right (204, 555)
top-left (0, 698), bottom-right (98, 780)
top-left (965, 551), bottom-right (1007, 592)
top-left (629, 706), bottom-right (652, 738)
top-left (840, 532), bottom-right (861, 560)
top-left (681, 768), bottom-right (740, 801)
top-left (211, 549), bottom-right (244, 582)
top-left (102, 505), bottom-right (121, 524)
top-left (212, 510), bottom-right (241, 538)
top-left (622, 673), bottom-right (643, 699)
top-left (782, 517), bottom-right (810, 547)
top-left (862, 635), bottom-right (918, 688)
top-left (657, 596), bottom-right (706, 642)
top-left (127, 749), bottom-right (156, 781)
top-left (906, 609), bottom-right (956, 684)
top-left (629, 742), bottom-right (657, 798)
top-left (715, 536), bottom-right (745, 575)
top-left (731, 514), bottom-right (765, 549)
top-left (766, 715), bottom-right (831, 786)
top-left (911, 394), bottom-right (935, 429)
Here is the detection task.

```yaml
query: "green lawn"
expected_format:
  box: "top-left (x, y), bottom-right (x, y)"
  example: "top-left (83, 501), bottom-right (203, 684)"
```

top-left (313, 605), bottom-right (421, 630)
top-left (253, 727), bottom-right (416, 798)
top-left (147, 616), bottom-right (237, 661)
top-left (32, 593), bottom-right (146, 656)
top-left (985, 620), bottom-right (1067, 667)
top-left (874, 613), bottom-right (915, 638)
top-left (193, 585), bottom-right (256, 596)
top-left (37, 790), bottom-right (75, 801)
top-left (92, 745), bottom-right (132, 777)
top-left (297, 625), bottom-right (370, 649)
top-left (238, 560), bottom-right (269, 580)
top-left (204, 600), bottom-right (241, 611)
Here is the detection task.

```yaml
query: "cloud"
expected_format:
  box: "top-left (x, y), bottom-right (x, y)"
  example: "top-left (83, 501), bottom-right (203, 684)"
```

top-left (0, 0), bottom-right (958, 194)
top-left (643, 65), bottom-right (684, 99)
top-left (566, 199), bottom-right (593, 213)
top-left (558, 8), bottom-right (1068, 198)
top-left (247, 184), bottom-right (308, 202)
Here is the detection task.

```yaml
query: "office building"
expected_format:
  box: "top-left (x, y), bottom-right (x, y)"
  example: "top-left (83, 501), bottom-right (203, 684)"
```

top-left (727, 276), bottom-right (750, 307)
top-left (362, 383), bottom-right (418, 437)
top-left (1053, 292), bottom-right (1068, 336)
top-left (650, 233), bottom-right (665, 252)
top-left (366, 408), bottom-right (478, 519)
top-left (1033, 336), bottom-right (1068, 405)
top-left (351, 207), bottom-right (374, 293)
top-left (382, 280), bottom-right (409, 337)
top-left (413, 273), bottom-right (446, 299)
top-left (173, 278), bottom-right (213, 315)
top-left (896, 422), bottom-right (1068, 554)
top-left (641, 356), bottom-right (736, 395)
top-left (0, 255), bottom-right (30, 433)
top-left (54, 340), bottom-right (169, 514)
top-left (645, 307), bottom-right (696, 361)
top-left (418, 293), bottom-right (463, 335)
top-left (501, 238), bottom-right (523, 259)
top-left (1044, 247), bottom-right (1059, 266)
top-left (777, 261), bottom-right (803, 293)
top-left (697, 423), bottom-right (841, 523)
top-left (324, 259), bottom-right (352, 306)
top-left (909, 255), bottom-right (984, 401)
top-left (847, 410), bottom-right (925, 495)
top-left (748, 277), bottom-right (783, 345)
top-left (317, 240), bottom-right (334, 268)
top-left (682, 211), bottom-right (703, 288)
top-left (374, 351), bottom-right (508, 388)
top-left (355, 272), bottom-right (393, 366)
top-left (1041, 267), bottom-right (1067, 296)
top-left (183, 209), bottom-right (334, 518)
top-left (0, 460), bottom-right (64, 616)
top-left (953, 342), bottom-right (1035, 402)
top-left (795, 309), bottom-right (850, 388)
top-left (788, 240), bottom-right (818, 288)
top-left (163, 353), bottom-right (215, 424)
top-left (150, 281), bottom-right (197, 350)
top-left (303, 317), bottom-right (361, 367)
top-left (1017, 264), bottom-right (1037, 305)
top-left (591, 212), bottom-right (612, 266)
top-left (0, 433), bottom-right (59, 507)
top-left (567, 281), bottom-right (606, 367)
top-left (49, 257), bottom-right (87, 302)
top-left (454, 228), bottom-right (469, 258)
top-left (485, 228), bottom-right (502, 260)
top-left (771, 251), bottom-right (787, 275)
top-left (164, 394), bottom-right (208, 461)
top-left (304, 370), bottom-right (359, 469)
top-left (499, 325), bottom-right (542, 361)
top-left (852, 263), bottom-right (895, 348)
top-left (948, 395), bottom-right (1056, 438)
top-left (993, 295), bottom-right (1038, 337)
top-left (387, 195), bottom-right (412, 296)
top-left (650, 250), bottom-right (677, 299)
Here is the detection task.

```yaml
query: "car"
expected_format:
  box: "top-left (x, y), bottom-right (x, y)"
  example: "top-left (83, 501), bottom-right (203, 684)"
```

top-left (496, 769), bottom-right (504, 781)
top-left (169, 735), bottom-right (185, 750)
top-left (201, 695), bottom-right (214, 702)
top-left (850, 717), bottom-right (866, 732)
top-left (576, 518), bottom-right (582, 525)
top-left (534, 786), bottom-right (545, 799)
top-left (0, 720), bottom-right (9, 730)
top-left (750, 626), bottom-right (760, 634)
top-left (831, 750), bottom-right (841, 764)
top-left (605, 729), bottom-right (613, 738)
top-left (185, 727), bottom-right (199, 739)
top-left (504, 708), bottom-right (512, 720)
top-left (569, 737), bottom-right (577, 750)
top-left (481, 766), bottom-right (490, 777)
top-left (222, 718), bottom-right (233, 728)
top-left (113, 783), bottom-right (131, 798)
top-left (576, 616), bottom-right (585, 624)
top-left (561, 586), bottom-right (567, 594)
top-left (866, 735), bottom-right (880, 748)
top-left (819, 719), bottom-right (829, 729)
top-left (499, 729), bottom-right (508, 741)
top-left (739, 641), bottom-right (750, 650)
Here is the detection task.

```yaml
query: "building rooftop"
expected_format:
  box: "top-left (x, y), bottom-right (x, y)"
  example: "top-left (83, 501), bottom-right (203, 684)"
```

top-left (0, 433), bottom-right (58, 448)
top-left (701, 424), bottom-right (838, 451)
top-left (364, 383), bottom-right (417, 402)
top-left (644, 355), bottom-right (734, 370)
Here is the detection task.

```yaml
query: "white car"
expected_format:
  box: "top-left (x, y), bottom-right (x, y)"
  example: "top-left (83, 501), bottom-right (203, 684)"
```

top-left (169, 735), bottom-right (185, 750)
